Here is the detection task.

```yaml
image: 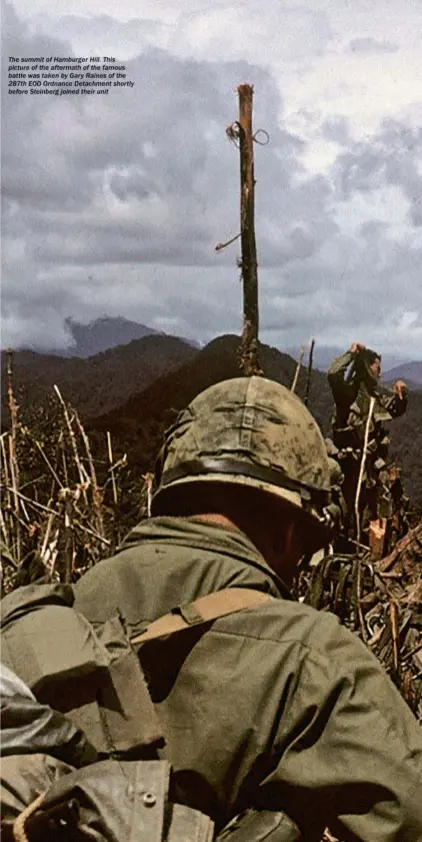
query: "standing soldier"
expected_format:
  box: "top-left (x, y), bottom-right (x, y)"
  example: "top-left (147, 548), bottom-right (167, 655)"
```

top-left (327, 343), bottom-right (408, 547)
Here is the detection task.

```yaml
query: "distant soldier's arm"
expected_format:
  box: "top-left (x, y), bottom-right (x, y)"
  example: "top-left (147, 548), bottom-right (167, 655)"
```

top-left (327, 345), bottom-right (362, 404)
top-left (379, 379), bottom-right (408, 419)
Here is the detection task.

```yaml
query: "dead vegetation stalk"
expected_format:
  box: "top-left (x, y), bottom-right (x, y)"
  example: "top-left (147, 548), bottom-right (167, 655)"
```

top-left (23, 428), bottom-right (63, 489)
top-left (107, 431), bottom-right (118, 506)
top-left (1, 380), bottom-right (126, 590)
top-left (304, 338), bottom-right (315, 407)
top-left (291, 346), bottom-right (305, 393)
top-left (6, 350), bottom-right (21, 562)
top-left (53, 386), bottom-right (89, 503)
top-left (354, 396), bottom-right (376, 545)
top-left (74, 410), bottom-right (105, 537)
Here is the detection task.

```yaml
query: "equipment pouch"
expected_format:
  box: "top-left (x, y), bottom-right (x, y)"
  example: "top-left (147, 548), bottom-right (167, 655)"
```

top-left (1, 585), bottom-right (163, 758)
top-left (3, 759), bottom-right (215, 842)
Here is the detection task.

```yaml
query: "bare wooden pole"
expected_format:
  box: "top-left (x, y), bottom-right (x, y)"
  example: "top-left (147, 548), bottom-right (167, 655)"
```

top-left (304, 338), bottom-right (315, 407)
top-left (237, 84), bottom-right (260, 376)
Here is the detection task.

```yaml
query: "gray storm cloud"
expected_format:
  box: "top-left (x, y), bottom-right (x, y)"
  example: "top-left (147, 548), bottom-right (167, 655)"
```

top-left (347, 37), bottom-right (398, 55)
top-left (333, 119), bottom-right (422, 227)
top-left (1, 1), bottom-right (422, 357)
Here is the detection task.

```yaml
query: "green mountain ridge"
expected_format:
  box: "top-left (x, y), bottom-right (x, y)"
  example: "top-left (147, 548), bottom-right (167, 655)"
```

top-left (2, 334), bottom-right (421, 507)
top-left (89, 335), bottom-right (422, 506)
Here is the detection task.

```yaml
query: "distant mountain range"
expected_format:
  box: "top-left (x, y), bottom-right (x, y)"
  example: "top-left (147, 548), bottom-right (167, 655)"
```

top-left (1, 334), bottom-right (197, 421)
top-left (383, 361), bottom-right (422, 387)
top-left (286, 344), bottom-right (417, 375)
top-left (88, 334), bottom-right (422, 506)
top-left (6, 316), bottom-right (201, 358)
top-left (2, 329), bottom-right (421, 506)
top-left (62, 316), bottom-right (162, 357)
top-left (6, 315), bottom-right (418, 378)
top-left (91, 332), bottom-right (321, 431)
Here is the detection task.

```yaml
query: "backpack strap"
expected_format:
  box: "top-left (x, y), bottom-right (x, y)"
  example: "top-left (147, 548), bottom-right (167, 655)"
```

top-left (131, 588), bottom-right (275, 647)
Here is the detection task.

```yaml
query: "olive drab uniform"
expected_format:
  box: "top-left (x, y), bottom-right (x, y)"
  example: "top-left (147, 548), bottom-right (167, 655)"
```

top-left (2, 377), bottom-right (421, 841)
top-left (3, 524), bottom-right (422, 840)
top-left (73, 516), bottom-right (422, 840)
top-left (327, 349), bottom-right (408, 534)
top-left (0, 585), bottom-right (216, 841)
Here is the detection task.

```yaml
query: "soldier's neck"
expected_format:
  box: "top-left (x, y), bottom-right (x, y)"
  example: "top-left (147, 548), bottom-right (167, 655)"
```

top-left (190, 512), bottom-right (240, 532)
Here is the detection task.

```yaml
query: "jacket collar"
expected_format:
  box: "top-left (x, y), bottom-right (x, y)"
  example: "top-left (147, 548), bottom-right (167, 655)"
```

top-left (119, 516), bottom-right (292, 600)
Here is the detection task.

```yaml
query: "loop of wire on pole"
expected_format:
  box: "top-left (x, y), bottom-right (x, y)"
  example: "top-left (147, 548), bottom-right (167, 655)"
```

top-left (253, 129), bottom-right (270, 145)
top-left (226, 123), bottom-right (270, 148)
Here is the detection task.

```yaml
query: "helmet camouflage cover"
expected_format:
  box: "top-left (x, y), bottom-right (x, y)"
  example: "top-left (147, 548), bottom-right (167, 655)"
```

top-left (153, 377), bottom-right (331, 528)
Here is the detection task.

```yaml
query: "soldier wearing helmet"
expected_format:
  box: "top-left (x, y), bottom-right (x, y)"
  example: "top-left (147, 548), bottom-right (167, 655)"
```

top-left (327, 343), bottom-right (408, 540)
top-left (152, 376), bottom-right (333, 580)
top-left (74, 377), bottom-right (422, 841)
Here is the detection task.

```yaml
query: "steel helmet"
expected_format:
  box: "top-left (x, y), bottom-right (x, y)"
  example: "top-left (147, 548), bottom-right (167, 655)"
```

top-left (152, 377), bottom-right (331, 531)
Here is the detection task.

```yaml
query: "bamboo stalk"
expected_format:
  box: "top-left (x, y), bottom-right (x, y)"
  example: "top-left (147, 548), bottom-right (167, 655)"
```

top-left (2, 486), bottom-right (58, 515)
top-left (40, 512), bottom-right (55, 560)
top-left (356, 559), bottom-right (369, 643)
top-left (390, 600), bottom-right (400, 673)
top-left (74, 409), bottom-right (105, 536)
top-left (63, 492), bottom-right (74, 584)
top-left (22, 428), bottom-right (63, 488)
top-left (7, 508), bottom-right (34, 534)
top-left (53, 386), bottom-right (89, 502)
top-left (42, 529), bottom-right (59, 577)
top-left (0, 432), bottom-right (11, 490)
top-left (18, 495), bottom-right (30, 523)
top-left (0, 507), bottom-right (10, 544)
top-left (20, 475), bottom-right (48, 491)
top-left (73, 520), bottom-right (111, 546)
top-left (107, 431), bottom-right (118, 505)
top-left (402, 641), bottom-right (422, 663)
top-left (8, 435), bottom-right (21, 563)
top-left (354, 396), bottom-right (376, 545)
top-left (6, 351), bottom-right (21, 561)
top-left (61, 440), bottom-right (69, 488)
top-left (142, 472), bottom-right (154, 519)
top-left (0, 434), bottom-right (12, 545)
top-left (291, 346), bottom-right (305, 393)
top-left (304, 338), bottom-right (315, 407)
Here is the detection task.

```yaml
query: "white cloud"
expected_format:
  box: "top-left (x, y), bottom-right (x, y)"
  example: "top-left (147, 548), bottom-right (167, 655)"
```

top-left (2, 0), bottom-right (422, 358)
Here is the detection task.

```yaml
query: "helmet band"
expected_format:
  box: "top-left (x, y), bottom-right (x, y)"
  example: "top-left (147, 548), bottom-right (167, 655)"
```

top-left (159, 457), bottom-right (330, 509)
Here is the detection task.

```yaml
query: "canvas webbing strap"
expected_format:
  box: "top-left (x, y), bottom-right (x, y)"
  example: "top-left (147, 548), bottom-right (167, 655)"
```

top-left (130, 588), bottom-right (275, 647)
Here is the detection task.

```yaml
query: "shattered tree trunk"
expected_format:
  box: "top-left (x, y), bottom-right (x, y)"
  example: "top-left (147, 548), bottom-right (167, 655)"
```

top-left (237, 84), bottom-right (261, 376)
top-left (379, 521), bottom-right (422, 576)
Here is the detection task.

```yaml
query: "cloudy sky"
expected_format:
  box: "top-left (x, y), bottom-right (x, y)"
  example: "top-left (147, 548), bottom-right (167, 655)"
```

top-left (2, 0), bottom-right (422, 360)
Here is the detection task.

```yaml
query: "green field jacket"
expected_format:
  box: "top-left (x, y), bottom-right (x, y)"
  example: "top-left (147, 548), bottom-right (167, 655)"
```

top-left (74, 516), bottom-right (422, 841)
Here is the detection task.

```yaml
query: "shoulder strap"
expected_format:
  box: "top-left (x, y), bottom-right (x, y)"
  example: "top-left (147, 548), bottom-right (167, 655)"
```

top-left (131, 588), bottom-right (274, 647)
